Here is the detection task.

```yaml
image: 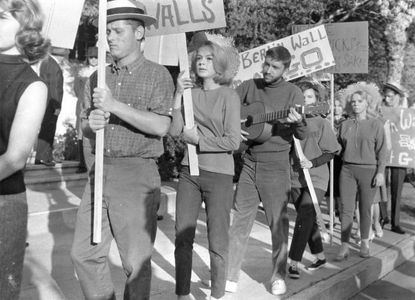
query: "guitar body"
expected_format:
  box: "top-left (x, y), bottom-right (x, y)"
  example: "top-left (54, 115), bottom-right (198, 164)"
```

top-left (238, 101), bottom-right (329, 152)
top-left (241, 101), bottom-right (275, 143)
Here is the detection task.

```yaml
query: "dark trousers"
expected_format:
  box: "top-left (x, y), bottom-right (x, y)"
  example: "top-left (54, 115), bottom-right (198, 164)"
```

top-left (388, 167), bottom-right (406, 227)
top-left (0, 192), bottom-right (27, 300)
top-left (175, 167), bottom-right (234, 298)
top-left (71, 157), bottom-right (160, 300)
top-left (36, 112), bottom-right (58, 162)
top-left (227, 158), bottom-right (290, 283)
top-left (339, 164), bottom-right (377, 242)
top-left (289, 188), bottom-right (325, 262)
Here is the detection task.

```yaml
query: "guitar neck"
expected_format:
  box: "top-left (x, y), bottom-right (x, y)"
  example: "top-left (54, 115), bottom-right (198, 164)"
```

top-left (253, 106), bottom-right (303, 124)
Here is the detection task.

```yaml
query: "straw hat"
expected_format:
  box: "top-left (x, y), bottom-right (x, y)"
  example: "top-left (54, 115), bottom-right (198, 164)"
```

top-left (93, 0), bottom-right (156, 27)
top-left (383, 81), bottom-right (405, 97)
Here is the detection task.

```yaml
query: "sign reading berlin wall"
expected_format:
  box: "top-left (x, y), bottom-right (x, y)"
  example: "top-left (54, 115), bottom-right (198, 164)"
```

top-left (142, 0), bottom-right (226, 37)
top-left (233, 25), bottom-right (335, 84)
top-left (383, 107), bottom-right (415, 169)
top-left (292, 22), bottom-right (369, 74)
top-left (38, 0), bottom-right (85, 49)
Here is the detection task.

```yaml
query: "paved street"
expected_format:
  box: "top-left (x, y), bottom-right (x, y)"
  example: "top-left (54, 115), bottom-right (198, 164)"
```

top-left (20, 181), bottom-right (415, 299)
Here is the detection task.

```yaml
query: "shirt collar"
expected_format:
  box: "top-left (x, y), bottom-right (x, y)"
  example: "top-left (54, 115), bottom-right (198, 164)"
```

top-left (110, 55), bottom-right (145, 74)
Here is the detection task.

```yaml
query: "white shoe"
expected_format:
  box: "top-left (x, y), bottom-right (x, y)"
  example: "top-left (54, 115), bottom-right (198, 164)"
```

top-left (202, 279), bottom-right (237, 293)
top-left (271, 279), bottom-right (287, 296)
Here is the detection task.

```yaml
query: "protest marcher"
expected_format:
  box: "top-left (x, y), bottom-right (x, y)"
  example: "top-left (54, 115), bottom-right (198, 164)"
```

top-left (380, 82), bottom-right (408, 234)
top-left (70, 1), bottom-right (174, 299)
top-left (288, 81), bottom-right (340, 279)
top-left (226, 46), bottom-right (309, 296)
top-left (326, 98), bottom-right (347, 225)
top-left (335, 82), bottom-right (387, 260)
top-left (0, 0), bottom-right (49, 298)
top-left (74, 46), bottom-right (98, 173)
top-left (34, 53), bottom-right (64, 167)
top-left (170, 39), bottom-right (241, 300)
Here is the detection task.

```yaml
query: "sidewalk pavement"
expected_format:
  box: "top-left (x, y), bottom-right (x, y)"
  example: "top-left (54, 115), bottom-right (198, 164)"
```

top-left (20, 182), bottom-right (415, 300)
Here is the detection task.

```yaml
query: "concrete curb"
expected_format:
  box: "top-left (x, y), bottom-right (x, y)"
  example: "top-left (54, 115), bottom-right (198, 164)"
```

top-left (288, 235), bottom-right (415, 300)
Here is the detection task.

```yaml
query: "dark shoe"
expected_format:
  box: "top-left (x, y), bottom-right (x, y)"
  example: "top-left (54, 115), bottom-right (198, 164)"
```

top-left (306, 258), bottom-right (327, 270)
top-left (76, 167), bottom-right (88, 173)
top-left (391, 226), bottom-right (405, 234)
top-left (380, 217), bottom-right (390, 229)
top-left (288, 266), bottom-right (300, 279)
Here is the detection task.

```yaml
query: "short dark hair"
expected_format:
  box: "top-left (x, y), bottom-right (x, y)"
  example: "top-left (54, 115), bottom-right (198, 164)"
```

top-left (296, 81), bottom-right (321, 102)
top-left (265, 46), bottom-right (292, 69)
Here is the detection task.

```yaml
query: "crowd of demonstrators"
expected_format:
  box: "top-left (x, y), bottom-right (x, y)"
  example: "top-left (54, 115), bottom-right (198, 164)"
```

top-left (335, 82), bottom-right (387, 261)
top-left (73, 46), bottom-right (99, 173)
top-left (69, 0), bottom-right (175, 299)
top-left (170, 40), bottom-right (241, 300)
top-left (287, 81), bottom-right (341, 279)
top-left (226, 46), bottom-right (310, 296)
top-left (2, 1), bottom-right (414, 299)
top-left (0, 0), bottom-right (50, 298)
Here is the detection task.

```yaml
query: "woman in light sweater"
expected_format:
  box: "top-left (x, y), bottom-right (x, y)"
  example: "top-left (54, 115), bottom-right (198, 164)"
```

top-left (169, 40), bottom-right (240, 300)
top-left (335, 83), bottom-right (387, 260)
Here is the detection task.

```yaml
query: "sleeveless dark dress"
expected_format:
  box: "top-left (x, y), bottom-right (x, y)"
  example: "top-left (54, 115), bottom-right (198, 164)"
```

top-left (0, 54), bottom-right (41, 195)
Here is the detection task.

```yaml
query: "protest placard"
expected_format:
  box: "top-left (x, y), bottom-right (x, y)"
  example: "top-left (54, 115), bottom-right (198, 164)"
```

top-left (383, 108), bottom-right (415, 168)
top-left (292, 22), bottom-right (369, 74)
top-left (233, 25), bottom-right (335, 84)
top-left (142, 0), bottom-right (226, 36)
top-left (38, 0), bottom-right (85, 49)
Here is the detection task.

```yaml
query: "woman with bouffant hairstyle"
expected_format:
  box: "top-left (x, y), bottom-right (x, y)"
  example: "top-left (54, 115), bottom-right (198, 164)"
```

top-left (335, 82), bottom-right (387, 261)
top-left (190, 40), bottom-right (238, 86)
top-left (1, 0), bottom-right (50, 62)
top-left (0, 0), bottom-right (49, 298)
top-left (170, 38), bottom-right (240, 300)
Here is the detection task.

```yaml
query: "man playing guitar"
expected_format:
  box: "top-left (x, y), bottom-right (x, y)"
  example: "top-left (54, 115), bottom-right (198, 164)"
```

top-left (226, 46), bottom-right (310, 296)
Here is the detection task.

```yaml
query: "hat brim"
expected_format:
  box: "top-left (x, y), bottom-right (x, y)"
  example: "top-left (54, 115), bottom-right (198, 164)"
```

top-left (92, 14), bottom-right (156, 27)
top-left (383, 83), bottom-right (404, 96)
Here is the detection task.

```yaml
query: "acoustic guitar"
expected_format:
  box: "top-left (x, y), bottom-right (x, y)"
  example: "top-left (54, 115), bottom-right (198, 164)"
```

top-left (241, 101), bottom-right (330, 143)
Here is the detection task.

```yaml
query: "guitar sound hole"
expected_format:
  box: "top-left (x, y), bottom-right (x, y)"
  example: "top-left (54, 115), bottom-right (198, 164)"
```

top-left (245, 116), bottom-right (253, 127)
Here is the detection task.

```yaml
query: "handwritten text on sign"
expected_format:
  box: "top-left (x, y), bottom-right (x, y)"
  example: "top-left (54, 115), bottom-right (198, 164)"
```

top-left (142, 0), bottom-right (226, 36)
top-left (292, 22), bottom-right (369, 74)
top-left (383, 108), bottom-right (415, 168)
top-left (233, 25), bottom-right (335, 84)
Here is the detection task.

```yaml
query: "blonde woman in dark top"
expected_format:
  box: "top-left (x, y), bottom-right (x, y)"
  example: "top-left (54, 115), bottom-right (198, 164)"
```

top-left (335, 82), bottom-right (387, 261)
top-left (170, 40), bottom-right (240, 300)
top-left (0, 0), bottom-right (49, 298)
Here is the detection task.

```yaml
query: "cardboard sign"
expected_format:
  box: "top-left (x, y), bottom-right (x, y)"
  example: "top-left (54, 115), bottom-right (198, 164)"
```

top-left (38, 0), bottom-right (85, 49)
top-left (142, 0), bottom-right (226, 37)
top-left (383, 108), bottom-right (415, 168)
top-left (233, 25), bottom-right (335, 84)
top-left (144, 34), bottom-right (180, 65)
top-left (292, 22), bottom-right (369, 74)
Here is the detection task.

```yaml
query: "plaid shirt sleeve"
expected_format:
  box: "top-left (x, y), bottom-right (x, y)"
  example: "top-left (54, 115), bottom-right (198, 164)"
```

top-left (148, 65), bottom-right (174, 117)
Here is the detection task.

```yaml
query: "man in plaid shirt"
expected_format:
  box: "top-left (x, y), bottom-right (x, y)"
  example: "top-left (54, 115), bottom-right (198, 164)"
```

top-left (70, 1), bottom-right (174, 299)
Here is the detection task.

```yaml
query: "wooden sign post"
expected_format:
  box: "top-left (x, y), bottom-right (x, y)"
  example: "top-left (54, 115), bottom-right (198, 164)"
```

top-left (293, 138), bottom-right (328, 240)
top-left (177, 34), bottom-right (199, 176)
top-left (92, 0), bottom-right (107, 244)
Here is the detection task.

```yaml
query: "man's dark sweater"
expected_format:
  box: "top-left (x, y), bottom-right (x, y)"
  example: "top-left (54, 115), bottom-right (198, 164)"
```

top-left (237, 78), bottom-right (309, 162)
